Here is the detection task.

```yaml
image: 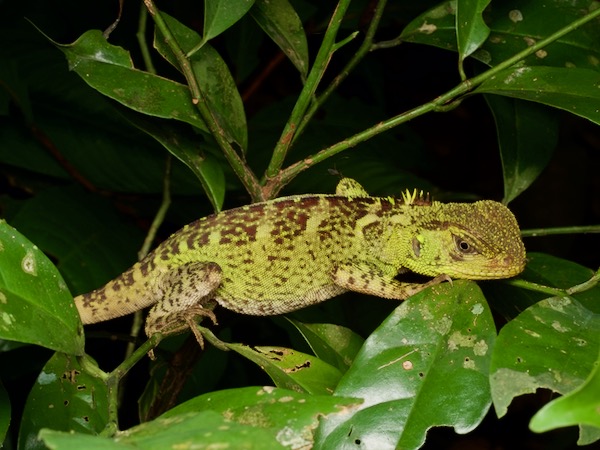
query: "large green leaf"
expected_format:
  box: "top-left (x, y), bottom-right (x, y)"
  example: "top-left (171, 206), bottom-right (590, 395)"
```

top-left (250, 0), bottom-right (309, 77)
top-left (163, 385), bottom-right (360, 447)
top-left (19, 353), bottom-right (109, 450)
top-left (41, 411), bottom-right (281, 450)
top-left (315, 281), bottom-right (496, 450)
top-left (41, 387), bottom-right (361, 450)
top-left (0, 221), bottom-right (84, 355)
top-left (49, 30), bottom-right (208, 132)
top-left (485, 95), bottom-right (558, 203)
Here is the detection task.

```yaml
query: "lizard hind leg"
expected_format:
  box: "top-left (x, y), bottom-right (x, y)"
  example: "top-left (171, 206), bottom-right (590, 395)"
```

top-left (145, 261), bottom-right (223, 348)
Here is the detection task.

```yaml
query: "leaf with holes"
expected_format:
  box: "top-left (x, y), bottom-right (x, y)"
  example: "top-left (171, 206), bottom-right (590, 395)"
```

top-left (315, 281), bottom-right (496, 450)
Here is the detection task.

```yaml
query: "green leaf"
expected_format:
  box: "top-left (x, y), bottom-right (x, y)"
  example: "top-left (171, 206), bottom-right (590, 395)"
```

top-left (39, 431), bottom-right (134, 450)
top-left (118, 110), bottom-right (226, 212)
top-left (478, 0), bottom-right (600, 69)
top-left (490, 297), bottom-right (600, 419)
top-left (399, 1), bottom-right (457, 52)
top-left (484, 95), bottom-right (558, 203)
top-left (251, 0), bottom-right (309, 77)
top-left (485, 253), bottom-right (600, 326)
top-left (204, 0), bottom-right (255, 42)
top-left (400, 0), bottom-right (600, 70)
top-left (521, 253), bottom-right (600, 314)
top-left (289, 320), bottom-right (364, 372)
top-left (155, 13), bottom-right (248, 151)
top-left (47, 29), bottom-right (208, 132)
top-left (41, 412), bottom-right (274, 450)
top-left (315, 281), bottom-right (496, 450)
top-left (456, 0), bottom-right (491, 61)
top-left (0, 380), bottom-right (9, 446)
top-left (0, 221), bottom-right (84, 355)
top-left (42, 386), bottom-right (361, 450)
top-left (113, 411), bottom-right (283, 449)
top-left (530, 348), bottom-right (600, 435)
top-left (226, 344), bottom-right (342, 394)
top-left (476, 66), bottom-right (600, 125)
top-left (19, 353), bottom-right (109, 450)
top-left (163, 385), bottom-right (361, 449)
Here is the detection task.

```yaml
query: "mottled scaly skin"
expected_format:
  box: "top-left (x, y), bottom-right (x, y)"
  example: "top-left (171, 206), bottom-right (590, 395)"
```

top-left (74, 179), bottom-right (526, 339)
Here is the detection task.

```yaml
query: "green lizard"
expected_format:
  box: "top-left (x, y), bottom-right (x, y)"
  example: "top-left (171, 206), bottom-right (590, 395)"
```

top-left (74, 178), bottom-right (526, 344)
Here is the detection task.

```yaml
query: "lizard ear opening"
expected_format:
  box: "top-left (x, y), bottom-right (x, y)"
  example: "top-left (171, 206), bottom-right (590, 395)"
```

top-left (412, 237), bottom-right (421, 257)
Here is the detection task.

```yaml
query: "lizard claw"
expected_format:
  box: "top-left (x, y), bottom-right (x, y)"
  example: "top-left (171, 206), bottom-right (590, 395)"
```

top-left (184, 307), bottom-right (219, 349)
top-left (432, 274), bottom-right (452, 285)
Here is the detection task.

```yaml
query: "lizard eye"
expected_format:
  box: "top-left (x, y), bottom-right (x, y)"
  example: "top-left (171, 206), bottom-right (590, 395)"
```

top-left (454, 235), bottom-right (477, 254)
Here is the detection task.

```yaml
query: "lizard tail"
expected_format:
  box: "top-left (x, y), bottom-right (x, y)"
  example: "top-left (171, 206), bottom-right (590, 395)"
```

top-left (74, 260), bottom-right (158, 324)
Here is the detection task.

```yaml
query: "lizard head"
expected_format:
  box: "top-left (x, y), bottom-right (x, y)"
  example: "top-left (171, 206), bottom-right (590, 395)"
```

top-left (402, 200), bottom-right (526, 280)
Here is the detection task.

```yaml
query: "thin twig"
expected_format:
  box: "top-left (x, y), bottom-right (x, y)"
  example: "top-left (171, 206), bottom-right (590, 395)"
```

top-left (264, 0), bottom-right (354, 180)
top-left (521, 225), bottom-right (600, 237)
top-left (294, 0), bottom-right (388, 141)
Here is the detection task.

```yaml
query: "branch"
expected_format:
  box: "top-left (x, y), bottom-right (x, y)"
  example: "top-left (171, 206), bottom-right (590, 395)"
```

top-left (143, 0), bottom-right (264, 201)
top-left (264, 0), bottom-right (354, 181)
top-left (293, 0), bottom-right (388, 142)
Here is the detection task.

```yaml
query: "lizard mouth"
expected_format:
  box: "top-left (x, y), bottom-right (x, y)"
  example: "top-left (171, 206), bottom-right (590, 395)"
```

top-left (449, 258), bottom-right (526, 280)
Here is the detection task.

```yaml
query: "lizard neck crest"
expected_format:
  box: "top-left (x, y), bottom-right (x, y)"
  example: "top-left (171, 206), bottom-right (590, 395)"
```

top-left (401, 189), bottom-right (432, 206)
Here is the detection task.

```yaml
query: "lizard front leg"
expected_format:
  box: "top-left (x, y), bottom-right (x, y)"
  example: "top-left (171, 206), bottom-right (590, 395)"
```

top-left (332, 262), bottom-right (450, 300)
top-left (146, 261), bottom-right (222, 347)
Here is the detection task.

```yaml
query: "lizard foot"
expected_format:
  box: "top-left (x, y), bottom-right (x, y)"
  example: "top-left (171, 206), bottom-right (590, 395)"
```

top-left (182, 306), bottom-right (218, 349)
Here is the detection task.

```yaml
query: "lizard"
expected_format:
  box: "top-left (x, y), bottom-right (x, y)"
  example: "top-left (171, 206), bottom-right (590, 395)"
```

top-left (74, 178), bottom-right (526, 345)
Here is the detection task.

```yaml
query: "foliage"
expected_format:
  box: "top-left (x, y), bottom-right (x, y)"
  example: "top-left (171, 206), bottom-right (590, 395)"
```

top-left (1, 0), bottom-right (599, 449)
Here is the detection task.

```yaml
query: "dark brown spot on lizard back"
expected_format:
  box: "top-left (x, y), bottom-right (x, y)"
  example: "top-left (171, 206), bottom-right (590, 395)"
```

top-left (318, 230), bottom-right (333, 241)
top-left (241, 224), bottom-right (258, 239)
top-left (120, 271), bottom-right (135, 287)
top-left (138, 259), bottom-right (155, 277)
top-left (190, 231), bottom-right (210, 248)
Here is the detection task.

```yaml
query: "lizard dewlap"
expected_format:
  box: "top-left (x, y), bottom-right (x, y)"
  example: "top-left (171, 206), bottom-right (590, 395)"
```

top-left (74, 178), bottom-right (526, 340)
